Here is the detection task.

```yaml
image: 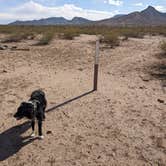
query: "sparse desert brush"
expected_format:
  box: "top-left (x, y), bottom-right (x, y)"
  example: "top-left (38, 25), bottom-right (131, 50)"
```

top-left (160, 41), bottom-right (166, 54)
top-left (2, 34), bottom-right (20, 43)
top-left (121, 35), bottom-right (129, 41)
top-left (36, 32), bottom-right (54, 45)
top-left (101, 33), bottom-right (120, 48)
top-left (62, 31), bottom-right (80, 40)
top-left (122, 30), bottom-right (144, 39)
top-left (2, 31), bottom-right (35, 43)
top-left (0, 25), bottom-right (166, 42)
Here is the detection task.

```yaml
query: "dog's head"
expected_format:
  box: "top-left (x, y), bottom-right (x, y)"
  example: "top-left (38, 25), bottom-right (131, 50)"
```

top-left (14, 102), bottom-right (34, 120)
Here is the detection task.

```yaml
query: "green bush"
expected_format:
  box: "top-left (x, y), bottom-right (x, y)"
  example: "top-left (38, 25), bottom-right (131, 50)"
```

top-left (62, 32), bottom-right (79, 40)
top-left (101, 33), bottom-right (120, 48)
top-left (0, 25), bottom-right (166, 44)
top-left (2, 32), bottom-right (33, 43)
top-left (122, 31), bottom-right (144, 39)
top-left (160, 41), bottom-right (166, 54)
top-left (36, 32), bottom-right (54, 45)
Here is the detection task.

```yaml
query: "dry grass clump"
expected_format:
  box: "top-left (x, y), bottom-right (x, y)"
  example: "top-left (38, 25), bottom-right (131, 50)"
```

top-left (2, 32), bottom-right (34, 43)
top-left (0, 25), bottom-right (166, 46)
top-left (62, 32), bottom-right (78, 40)
top-left (101, 33), bottom-right (120, 48)
top-left (160, 41), bottom-right (166, 54)
top-left (122, 31), bottom-right (144, 39)
top-left (36, 32), bottom-right (54, 45)
top-left (61, 29), bottom-right (80, 40)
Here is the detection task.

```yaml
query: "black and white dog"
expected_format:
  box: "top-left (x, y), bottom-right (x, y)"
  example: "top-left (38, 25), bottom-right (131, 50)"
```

top-left (14, 90), bottom-right (47, 139)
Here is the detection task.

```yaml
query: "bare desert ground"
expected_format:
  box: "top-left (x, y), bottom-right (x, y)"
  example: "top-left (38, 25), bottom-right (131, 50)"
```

top-left (0, 34), bottom-right (165, 166)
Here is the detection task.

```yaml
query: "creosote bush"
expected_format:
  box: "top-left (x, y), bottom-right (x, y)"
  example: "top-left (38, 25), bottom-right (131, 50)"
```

top-left (160, 41), bottom-right (166, 54)
top-left (2, 32), bottom-right (34, 43)
top-left (123, 31), bottom-right (144, 39)
top-left (101, 33), bottom-right (120, 48)
top-left (36, 32), bottom-right (54, 45)
top-left (62, 31), bottom-right (80, 40)
top-left (0, 25), bottom-right (166, 46)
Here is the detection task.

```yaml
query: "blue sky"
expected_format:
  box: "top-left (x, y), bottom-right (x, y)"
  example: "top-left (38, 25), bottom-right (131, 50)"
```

top-left (0, 0), bottom-right (166, 24)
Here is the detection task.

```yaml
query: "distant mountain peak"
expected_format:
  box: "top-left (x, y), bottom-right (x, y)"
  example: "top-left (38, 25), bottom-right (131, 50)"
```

top-left (142, 6), bottom-right (159, 13)
top-left (97, 5), bottom-right (166, 26)
top-left (147, 6), bottom-right (156, 10)
top-left (9, 6), bottom-right (166, 26)
top-left (9, 16), bottom-right (91, 25)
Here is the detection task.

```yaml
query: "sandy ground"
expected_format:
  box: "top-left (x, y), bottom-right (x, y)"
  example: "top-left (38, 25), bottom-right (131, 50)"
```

top-left (0, 34), bottom-right (165, 166)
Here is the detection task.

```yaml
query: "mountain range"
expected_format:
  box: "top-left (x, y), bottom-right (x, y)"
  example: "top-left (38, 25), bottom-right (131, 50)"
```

top-left (10, 6), bottom-right (166, 26)
top-left (10, 17), bottom-right (92, 25)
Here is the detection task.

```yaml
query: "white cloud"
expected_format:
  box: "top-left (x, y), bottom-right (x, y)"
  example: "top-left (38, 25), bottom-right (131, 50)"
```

top-left (0, 0), bottom-right (118, 23)
top-left (105, 0), bottom-right (123, 6)
top-left (154, 5), bottom-right (166, 12)
top-left (134, 3), bottom-right (143, 7)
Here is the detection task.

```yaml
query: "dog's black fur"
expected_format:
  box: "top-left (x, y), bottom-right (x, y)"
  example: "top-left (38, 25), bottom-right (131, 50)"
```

top-left (14, 90), bottom-right (47, 136)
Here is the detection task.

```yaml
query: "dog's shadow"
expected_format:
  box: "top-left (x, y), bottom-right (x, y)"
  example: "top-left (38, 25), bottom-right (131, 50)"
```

top-left (0, 121), bottom-right (37, 161)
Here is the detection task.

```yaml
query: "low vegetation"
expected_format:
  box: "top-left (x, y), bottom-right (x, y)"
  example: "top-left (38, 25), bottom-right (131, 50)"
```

top-left (160, 41), bottom-right (166, 54)
top-left (36, 32), bottom-right (54, 45)
top-left (123, 31), bottom-right (144, 39)
top-left (101, 33), bottom-right (120, 48)
top-left (2, 32), bottom-right (34, 43)
top-left (62, 32), bottom-right (79, 40)
top-left (0, 25), bottom-right (166, 46)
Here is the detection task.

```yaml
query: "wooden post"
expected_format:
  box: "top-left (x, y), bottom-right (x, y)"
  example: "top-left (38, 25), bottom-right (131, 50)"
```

top-left (93, 40), bottom-right (99, 91)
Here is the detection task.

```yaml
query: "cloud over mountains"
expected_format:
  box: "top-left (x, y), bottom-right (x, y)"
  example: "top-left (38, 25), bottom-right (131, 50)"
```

top-left (0, 0), bottom-right (118, 23)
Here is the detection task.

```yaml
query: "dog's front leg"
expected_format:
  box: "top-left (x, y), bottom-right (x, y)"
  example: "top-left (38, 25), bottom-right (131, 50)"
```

top-left (38, 120), bottom-right (44, 139)
top-left (31, 120), bottom-right (35, 137)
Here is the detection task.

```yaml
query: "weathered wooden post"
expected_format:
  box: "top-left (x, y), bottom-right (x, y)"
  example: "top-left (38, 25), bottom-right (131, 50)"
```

top-left (93, 39), bottom-right (100, 91)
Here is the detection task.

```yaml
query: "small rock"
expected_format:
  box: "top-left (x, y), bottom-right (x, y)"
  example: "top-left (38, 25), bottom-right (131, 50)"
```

top-left (0, 45), bottom-right (8, 50)
top-left (11, 46), bottom-right (17, 50)
top-left (157, 138), bottom-right (166, 148)
top-left (142, 78), bottom-right (150, 82)
top-left (78, 68), bottom-right (83, 71)
top-left (157, 99), bottom-right (164, 104)
top-left (2, 70), bottom-right (7, 73)
top-left (3, 45), bottom-right (8, 48)
top-left (140, 75), bottom-right (150, 82)
top-left (107, 72), bottom-right (111, 75)
top-left (27, 36), bottom-right (34, 40)
top-left (46, 131), bottom-right (52, 135)
top-left (97, 156), bottom-right (101, 159)
top-left (0, 46), bottom-right (5, 50)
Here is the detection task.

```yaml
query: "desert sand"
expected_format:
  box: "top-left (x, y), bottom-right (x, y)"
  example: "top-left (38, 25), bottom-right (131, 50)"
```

top-left (0, 34), bottom-right (165, 166)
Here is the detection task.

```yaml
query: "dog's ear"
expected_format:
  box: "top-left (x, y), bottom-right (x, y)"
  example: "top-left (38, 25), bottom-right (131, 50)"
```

top-left (21, 102), bottom-right (27, 105)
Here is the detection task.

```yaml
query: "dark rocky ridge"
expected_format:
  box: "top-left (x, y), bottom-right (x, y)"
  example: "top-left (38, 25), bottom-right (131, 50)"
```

top-left (9, 6), bottom-right (166, 26)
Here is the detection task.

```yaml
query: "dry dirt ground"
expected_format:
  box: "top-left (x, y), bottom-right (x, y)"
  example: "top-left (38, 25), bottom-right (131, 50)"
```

top-left (0, 34), bottom-right (165, 166)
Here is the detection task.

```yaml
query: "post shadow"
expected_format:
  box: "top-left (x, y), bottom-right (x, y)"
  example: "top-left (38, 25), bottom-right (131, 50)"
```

top-left (46, 89), bottom-right (95, 112)
top-left (46, 40), bottom-right (99, 112)
top-left (0, 121), bottom-right (37, 161)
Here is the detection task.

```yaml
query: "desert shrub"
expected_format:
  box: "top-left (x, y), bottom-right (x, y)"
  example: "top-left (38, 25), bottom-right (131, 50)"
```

top-left (36, 32), bottom-right (54, 45)
top-left (121, 35), bottom-right (129, 41)
top-left (63, 33), bottom-right (75, 40)
top-left (62, 31), bottom-right (80, 40)
top-left (160, 41), bottom-right (166, 54)
top-left (2, 32), bottom-right (34, 43)
top-left (101, 33), bottom-right (120, 48)
top-left (0, 25), bottom-right (166, 42)
top-left (2, 32), bottom-right (33, 43)
top-left (122, 30), bottom-right (144, 39)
